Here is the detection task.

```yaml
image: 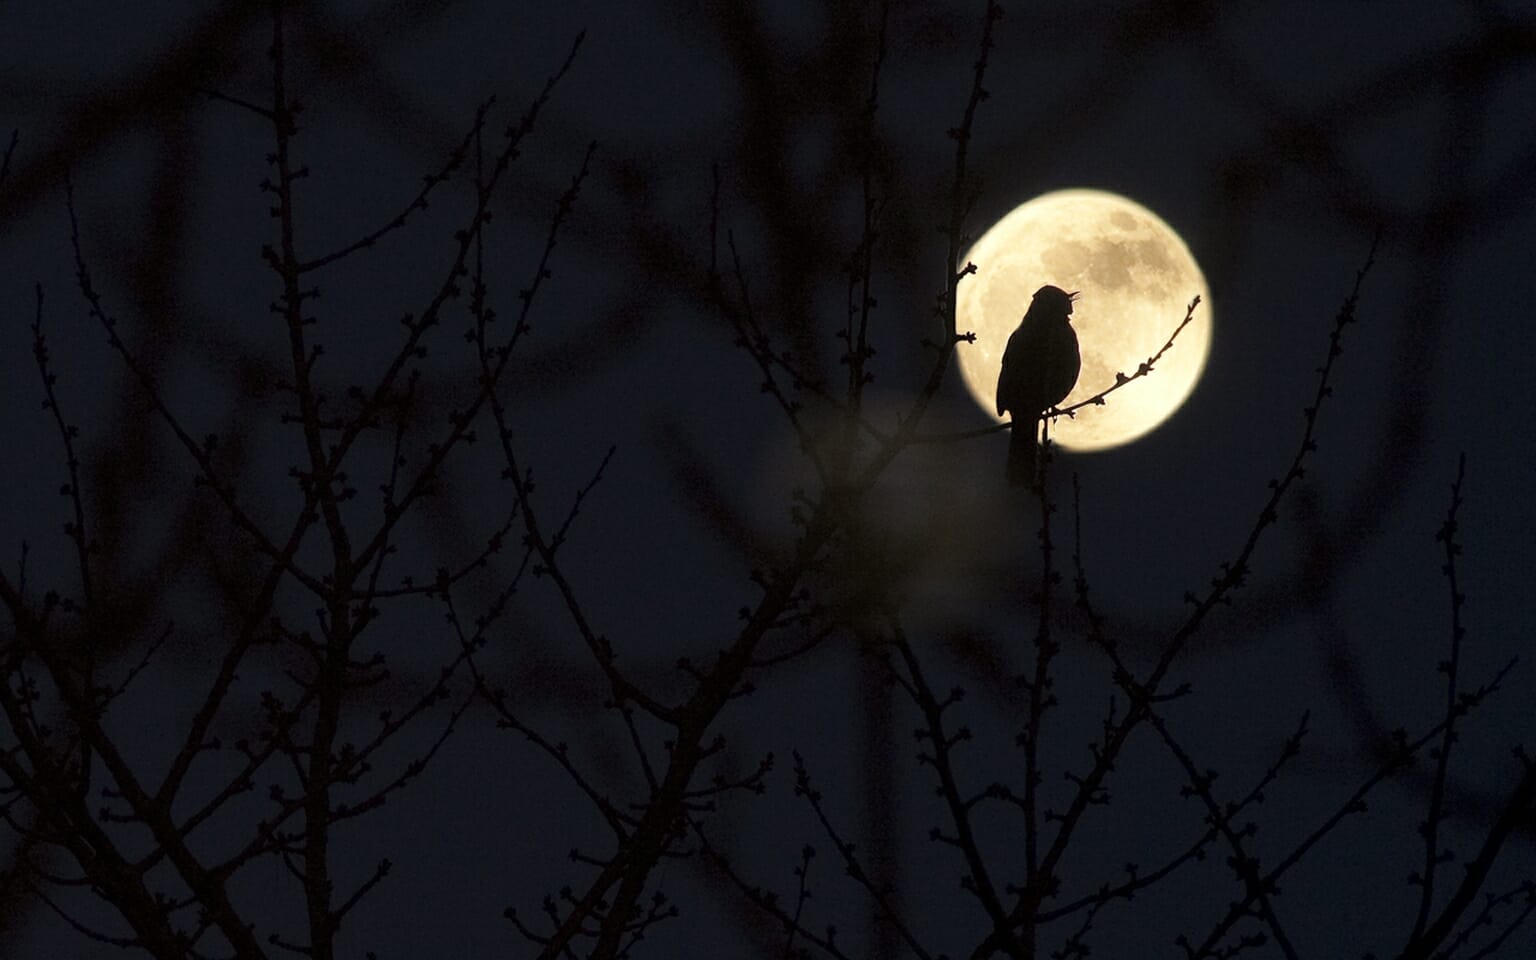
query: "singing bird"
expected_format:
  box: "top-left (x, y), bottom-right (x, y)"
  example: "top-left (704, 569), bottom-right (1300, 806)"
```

top-left (996, 285), bottom-right (1082, 488)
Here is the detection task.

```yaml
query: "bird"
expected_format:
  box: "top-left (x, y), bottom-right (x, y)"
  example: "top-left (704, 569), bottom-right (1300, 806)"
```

top-left (996, 285), bottom-right (1082, 488)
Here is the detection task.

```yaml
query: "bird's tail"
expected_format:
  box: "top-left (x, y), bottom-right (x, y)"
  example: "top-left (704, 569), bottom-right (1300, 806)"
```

top-left (1007, 420), bottom-right (1037, 489)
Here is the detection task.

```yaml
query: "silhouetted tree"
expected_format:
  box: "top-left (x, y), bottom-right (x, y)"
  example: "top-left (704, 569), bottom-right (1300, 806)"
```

top-left (2, 3), bottom-right (1532, 959)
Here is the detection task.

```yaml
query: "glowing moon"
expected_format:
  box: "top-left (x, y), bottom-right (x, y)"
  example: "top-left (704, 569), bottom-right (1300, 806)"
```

top-left (956, 189), bottom-right (1212, 451)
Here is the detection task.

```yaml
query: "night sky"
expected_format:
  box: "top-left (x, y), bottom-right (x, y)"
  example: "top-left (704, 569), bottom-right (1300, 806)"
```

top-left (2, 2), bottom-right (1535, 958)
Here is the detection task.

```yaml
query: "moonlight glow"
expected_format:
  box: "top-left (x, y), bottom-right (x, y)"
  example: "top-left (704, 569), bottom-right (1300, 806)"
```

top-left (956, 189), bottom-right (1212, 451)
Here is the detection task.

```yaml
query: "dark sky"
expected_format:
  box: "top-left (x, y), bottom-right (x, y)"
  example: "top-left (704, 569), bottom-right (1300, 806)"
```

top-left (2, 2), bottom-right (1535, 958)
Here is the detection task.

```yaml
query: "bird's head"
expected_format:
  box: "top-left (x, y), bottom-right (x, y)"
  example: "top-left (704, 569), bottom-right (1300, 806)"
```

top-left (1033, 285), bottom-right (1079, 318)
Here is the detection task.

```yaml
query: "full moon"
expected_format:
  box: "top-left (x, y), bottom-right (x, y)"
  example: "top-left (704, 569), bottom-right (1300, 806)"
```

top-left (956, 189), bottom-right (1212, 451)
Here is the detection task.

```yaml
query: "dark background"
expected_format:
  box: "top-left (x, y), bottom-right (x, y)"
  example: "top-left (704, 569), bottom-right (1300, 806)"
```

top-left (2, 1), bottom-right (1535, 957)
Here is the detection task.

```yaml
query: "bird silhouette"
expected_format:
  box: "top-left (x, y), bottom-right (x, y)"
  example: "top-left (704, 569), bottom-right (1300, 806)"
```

top-left (996, 285), bottom-right (1082, 488)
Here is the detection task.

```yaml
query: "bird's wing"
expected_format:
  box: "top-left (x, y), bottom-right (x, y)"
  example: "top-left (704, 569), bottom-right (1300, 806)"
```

top-left (996, 326), bottom-right (1023, 416)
